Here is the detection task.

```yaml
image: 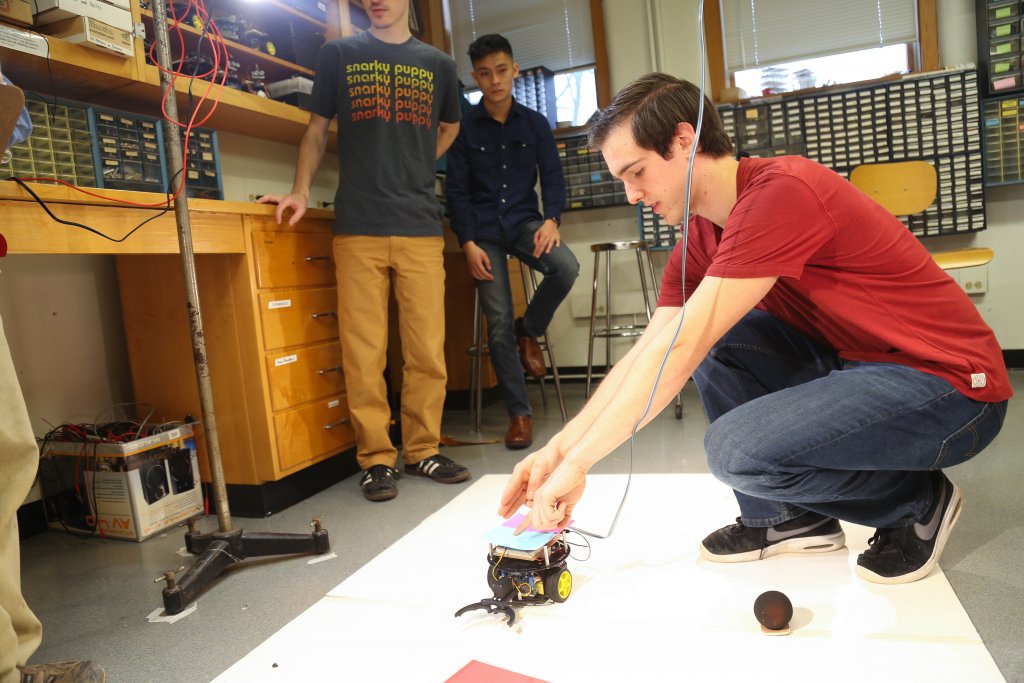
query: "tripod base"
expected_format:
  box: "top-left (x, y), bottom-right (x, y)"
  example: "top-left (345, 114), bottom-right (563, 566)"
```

top-left (160, 521), bottom-right (330, 615)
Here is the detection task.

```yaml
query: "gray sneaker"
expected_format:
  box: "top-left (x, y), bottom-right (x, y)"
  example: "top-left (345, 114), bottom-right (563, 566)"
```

top-left (700, 511), bottom-right (846, 563)
top-left (19, 660), bottom-right (105, 683)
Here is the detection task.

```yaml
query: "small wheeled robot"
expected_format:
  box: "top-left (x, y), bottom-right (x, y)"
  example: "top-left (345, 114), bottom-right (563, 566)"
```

top-left (455, 531), bottom-right (572, 627)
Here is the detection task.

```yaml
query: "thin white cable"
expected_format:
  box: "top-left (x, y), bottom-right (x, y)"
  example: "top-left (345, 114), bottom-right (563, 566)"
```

top-left (571, 0), bottom-right (705, 539)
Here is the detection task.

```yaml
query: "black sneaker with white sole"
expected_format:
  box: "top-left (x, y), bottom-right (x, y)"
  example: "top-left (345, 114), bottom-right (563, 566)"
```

top-left (856, 471), bottom-right (962, 584)
top-left (404, 454), bottom-right (470, 484)
top-left (360, 464), bottom-right (399, 502)
top-left (700, 511), bottom-right (846, 563)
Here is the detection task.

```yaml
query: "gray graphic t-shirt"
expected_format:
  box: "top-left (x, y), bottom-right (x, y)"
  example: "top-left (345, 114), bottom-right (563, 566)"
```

top-left (310, 31), bottom-right (460, 236)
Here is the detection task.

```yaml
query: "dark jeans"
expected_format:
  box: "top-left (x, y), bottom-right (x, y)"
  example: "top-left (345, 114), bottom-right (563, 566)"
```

top-left (692, 310), bottom-right (1007, 529)
top-left (476, 220), bottom-right (579, 416)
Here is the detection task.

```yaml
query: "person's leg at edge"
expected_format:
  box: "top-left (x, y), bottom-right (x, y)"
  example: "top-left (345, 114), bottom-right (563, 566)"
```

top-left (334, 236), bottom-right (400, 500)
top-left (0, 313), bottom-right (43, 683)
top-left (392, 236), bottom-right (468, 483)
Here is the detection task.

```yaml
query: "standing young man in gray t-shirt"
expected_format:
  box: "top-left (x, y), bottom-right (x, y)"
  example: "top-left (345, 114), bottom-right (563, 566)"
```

top-left (258, 0), bottom-right (470, 502)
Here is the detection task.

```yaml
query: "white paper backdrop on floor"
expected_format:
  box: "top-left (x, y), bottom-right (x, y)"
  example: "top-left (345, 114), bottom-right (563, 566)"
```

top-left (214, 474), bottom-right (1004, 683)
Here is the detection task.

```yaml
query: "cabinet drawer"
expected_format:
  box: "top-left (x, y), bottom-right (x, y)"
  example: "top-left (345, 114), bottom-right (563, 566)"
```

top-left (252, 230), bottom-right (335, 289)
top-left (266, 342), bottom-right (345, 412)
top-left (274, 395), bottom-right (354, 472)
top-left (258, 287), bottom-right (338, 350)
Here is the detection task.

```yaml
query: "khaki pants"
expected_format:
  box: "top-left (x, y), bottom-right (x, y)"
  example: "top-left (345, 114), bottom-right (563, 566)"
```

top-left (333, 235), bottom-right (447, 470)
top-left (0, 314), bottom-right (43, 683)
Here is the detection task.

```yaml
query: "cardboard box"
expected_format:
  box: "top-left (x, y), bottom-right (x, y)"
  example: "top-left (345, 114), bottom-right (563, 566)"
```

top-left (43, 14), bottom-right (133, 56)
top-left (32, 0), bottom-right (131, 31)
top-left (40, 425), bottom-right (204, 542)
top-left (0, 0), bottom-right (33, 27)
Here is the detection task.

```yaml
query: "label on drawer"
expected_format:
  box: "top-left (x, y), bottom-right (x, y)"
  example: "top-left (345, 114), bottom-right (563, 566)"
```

top-left (327, 399), bottom-right (340, 409)
top-left (274, 354), bottom-right (298, 367)
top-left (268, 299), bottom-right (292, 309)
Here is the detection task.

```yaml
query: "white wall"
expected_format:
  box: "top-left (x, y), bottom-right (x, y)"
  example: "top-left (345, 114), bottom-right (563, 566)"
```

top-left (217, 131), bottom-right (340, 208)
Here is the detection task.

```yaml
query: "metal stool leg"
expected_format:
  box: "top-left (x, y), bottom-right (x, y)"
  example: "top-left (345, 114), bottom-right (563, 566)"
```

top-left (468, 289), bottom-right (485, 432)
top-left (635, 245), bottom-right (654, 321)
top-left (603, 243), bottom-right (613, 378)
top-left (586, 249), bottom-right (600, 399)
top-left (543, 331), bottom-right (568, 421)
top-left (520, 266), bottom-right (567, 422)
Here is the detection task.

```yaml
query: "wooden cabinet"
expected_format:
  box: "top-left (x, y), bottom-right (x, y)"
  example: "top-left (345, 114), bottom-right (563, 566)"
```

top-left (114, 206), bottom-right (356, 493)
top-left (1, 181), bottom-right (357, 514)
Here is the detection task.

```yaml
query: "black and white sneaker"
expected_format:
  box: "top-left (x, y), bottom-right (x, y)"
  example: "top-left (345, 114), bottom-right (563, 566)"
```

top-left (404, 454), bottom-right (470, 484)
top-left (856, 471), bottom-right (962, 584)
top-left (360, 464), bottom-right (399, 502)
top-left (700, 511), bottom-right (846, 563)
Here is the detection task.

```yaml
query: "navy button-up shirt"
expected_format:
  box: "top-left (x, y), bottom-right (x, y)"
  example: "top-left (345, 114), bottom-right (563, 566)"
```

top-left (446, 99), bottom-right (566, 245)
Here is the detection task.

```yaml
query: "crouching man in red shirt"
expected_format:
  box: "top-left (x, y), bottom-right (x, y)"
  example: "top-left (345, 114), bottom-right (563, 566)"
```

top-left (498, 73), bottom-right (1011, 585)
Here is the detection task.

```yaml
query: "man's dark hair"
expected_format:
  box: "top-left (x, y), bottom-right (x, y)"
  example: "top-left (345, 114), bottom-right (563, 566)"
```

top-left (468, 34), bottom-right (514, 66)
top-left (588, 73), bottom-right (733, 159)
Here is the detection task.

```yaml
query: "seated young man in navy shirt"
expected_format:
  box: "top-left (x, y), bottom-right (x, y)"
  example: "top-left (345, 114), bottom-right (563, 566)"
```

top-left (446, 34), bottom-right (579, 450)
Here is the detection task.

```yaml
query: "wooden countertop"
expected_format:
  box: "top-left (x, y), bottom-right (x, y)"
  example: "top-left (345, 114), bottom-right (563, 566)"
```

top-left (1, 181), bottom-right (334, 255)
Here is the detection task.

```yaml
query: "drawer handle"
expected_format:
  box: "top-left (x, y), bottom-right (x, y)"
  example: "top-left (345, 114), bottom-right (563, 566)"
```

top-left (324, 417), bottom-right (350, 430)
top-left (318, 365), bottom-right (342, 375)
top-left (311, 311), bottom-right (338, 319)
top-left (305, 255), bottom-right (331, 262)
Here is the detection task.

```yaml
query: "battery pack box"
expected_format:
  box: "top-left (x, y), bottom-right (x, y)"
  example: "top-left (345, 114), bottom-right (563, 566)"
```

top-left (40, 425), bottom-right (203, 542)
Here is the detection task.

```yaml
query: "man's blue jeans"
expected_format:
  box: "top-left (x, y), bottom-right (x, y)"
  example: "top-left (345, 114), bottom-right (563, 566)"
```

top-left (692, 310), bottom-right (1007, 529)
top-left (475, 220), bottom-right (579, 416)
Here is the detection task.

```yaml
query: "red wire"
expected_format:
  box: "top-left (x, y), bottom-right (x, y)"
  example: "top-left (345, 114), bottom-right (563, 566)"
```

top-left (27, 0), bottom-right (228, 210)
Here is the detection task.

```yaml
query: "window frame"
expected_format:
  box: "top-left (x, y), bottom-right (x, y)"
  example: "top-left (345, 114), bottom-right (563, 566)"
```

top-left (437, 0), bottom-right (613, 114)
top-left (704, 0), bottom-right (939, 102)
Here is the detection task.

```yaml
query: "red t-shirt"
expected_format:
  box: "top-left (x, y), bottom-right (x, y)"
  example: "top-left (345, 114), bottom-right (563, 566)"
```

top-left (658, 156), bottom-right (1011, 402)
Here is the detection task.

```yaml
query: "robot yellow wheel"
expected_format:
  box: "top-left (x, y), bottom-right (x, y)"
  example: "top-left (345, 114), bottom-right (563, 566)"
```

top-left (544, 568), bottom-right (572, 603)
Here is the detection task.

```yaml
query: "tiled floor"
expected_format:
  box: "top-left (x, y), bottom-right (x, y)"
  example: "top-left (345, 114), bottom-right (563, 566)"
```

top-left (19, 374), bottom-right (1024, 682)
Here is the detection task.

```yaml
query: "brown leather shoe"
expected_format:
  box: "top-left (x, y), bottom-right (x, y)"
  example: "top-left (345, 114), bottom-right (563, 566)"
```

top-left (505, 415), bottom-right (533, 449)
top-left (515, 317), bottom-right (547, 378)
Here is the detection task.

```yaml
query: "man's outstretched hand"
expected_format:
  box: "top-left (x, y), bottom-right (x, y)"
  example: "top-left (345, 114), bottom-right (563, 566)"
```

top-left (499, 444), bottom-right (586, 534)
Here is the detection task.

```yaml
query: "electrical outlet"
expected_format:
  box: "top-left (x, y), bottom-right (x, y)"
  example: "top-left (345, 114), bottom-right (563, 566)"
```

top-left (959, 266), bottom-right (988, 295)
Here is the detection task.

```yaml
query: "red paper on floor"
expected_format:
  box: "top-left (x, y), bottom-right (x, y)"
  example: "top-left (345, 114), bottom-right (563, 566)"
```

top-left (445, 660), bottom-right (550, 683)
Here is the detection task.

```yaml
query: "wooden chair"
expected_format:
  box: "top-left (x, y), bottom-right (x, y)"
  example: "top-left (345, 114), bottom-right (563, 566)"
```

top-left (848, 160), bottom-right (993, 270)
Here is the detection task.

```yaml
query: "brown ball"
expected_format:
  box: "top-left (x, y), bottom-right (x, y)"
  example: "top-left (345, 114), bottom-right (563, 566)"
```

top-left (753, 590), bottom-right (793, 630)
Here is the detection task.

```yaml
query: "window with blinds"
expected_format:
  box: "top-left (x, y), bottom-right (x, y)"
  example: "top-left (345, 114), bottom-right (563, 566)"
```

top-left (448, 0), bottom-right (599, 127)
top-left (720, 0), bottom-right (920, 96)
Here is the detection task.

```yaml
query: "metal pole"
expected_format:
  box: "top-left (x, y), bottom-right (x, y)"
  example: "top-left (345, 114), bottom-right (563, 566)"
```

top-left (150, 0), bottom-right (232, 532)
